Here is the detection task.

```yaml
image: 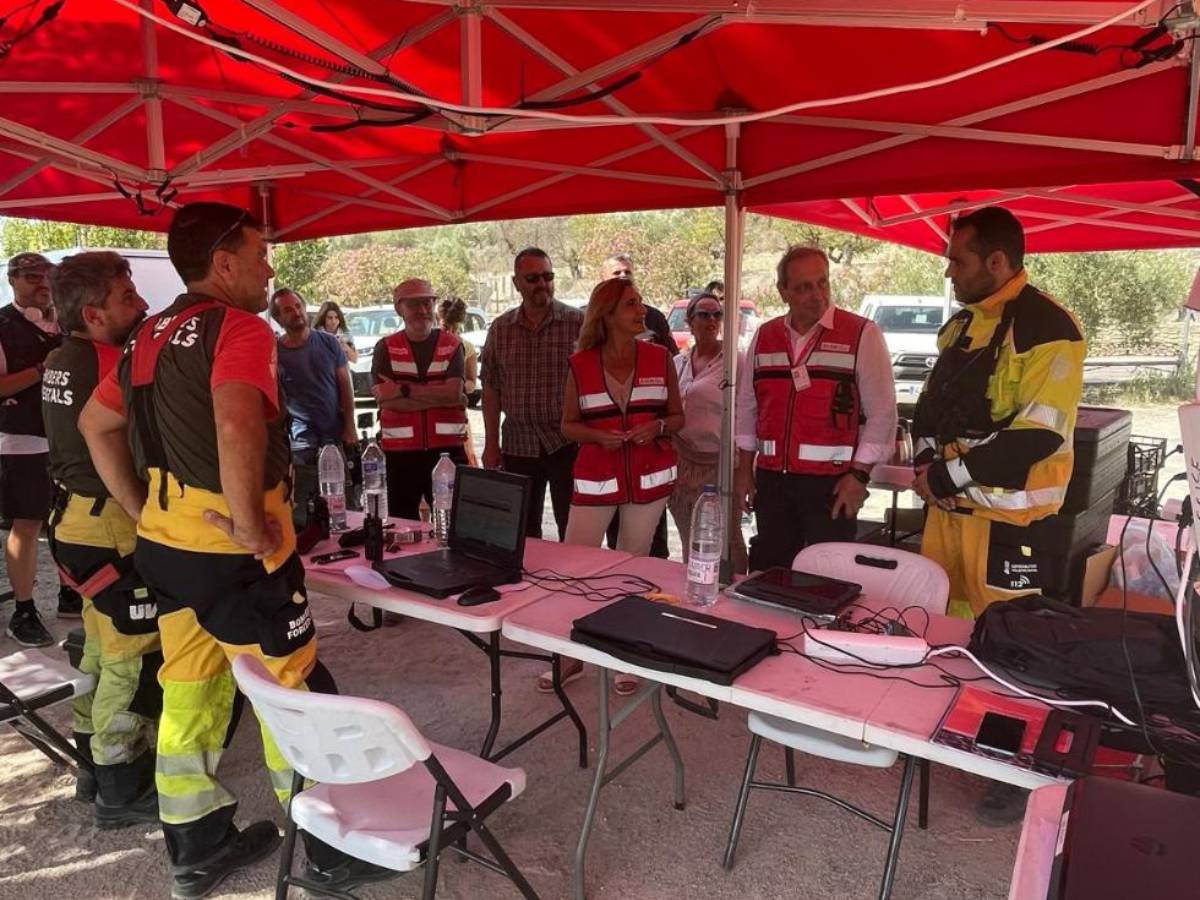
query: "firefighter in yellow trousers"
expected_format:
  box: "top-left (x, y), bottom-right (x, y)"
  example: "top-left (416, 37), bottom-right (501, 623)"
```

top-left (81, 203), bottom-right (392, 899)
top-left (43, 252), bottom-right (160, 825)
top-left (913, 207), bottom-right (1085, 621)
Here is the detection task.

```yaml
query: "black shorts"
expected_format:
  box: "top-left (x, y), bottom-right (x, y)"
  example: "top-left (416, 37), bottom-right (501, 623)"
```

top-left (0, 452), bottom-right (51, 521)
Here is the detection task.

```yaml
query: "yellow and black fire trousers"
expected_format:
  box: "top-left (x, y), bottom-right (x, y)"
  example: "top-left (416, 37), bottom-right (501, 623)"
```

top-left (921, 505), bottom-right (1042, 620)
top-left (49, 493), bottom-right (162, 807)
top-left (133, 532), bottom-right (340, 870)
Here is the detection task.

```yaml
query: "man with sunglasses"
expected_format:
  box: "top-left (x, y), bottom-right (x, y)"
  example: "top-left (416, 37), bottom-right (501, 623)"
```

top-left (0, 251), bottom-right (84, 649)
top-left (481, 247), bottom-right (584, 539)
top-left (81, 203), bottom-right (379, 898)
top-left (735, 246), bottom-right (897, 570)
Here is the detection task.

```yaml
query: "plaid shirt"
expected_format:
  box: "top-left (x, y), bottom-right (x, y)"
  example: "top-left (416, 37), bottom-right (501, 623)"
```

top-left (481, 300), bottom-right (584, 457)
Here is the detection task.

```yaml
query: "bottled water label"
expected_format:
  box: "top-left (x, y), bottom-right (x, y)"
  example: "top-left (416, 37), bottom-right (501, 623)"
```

top-left (687, 553), bottom-right (720, 586)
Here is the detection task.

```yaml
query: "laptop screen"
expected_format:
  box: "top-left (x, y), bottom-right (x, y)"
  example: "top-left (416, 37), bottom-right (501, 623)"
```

top-left (450, 467), bottom-right (529, 560)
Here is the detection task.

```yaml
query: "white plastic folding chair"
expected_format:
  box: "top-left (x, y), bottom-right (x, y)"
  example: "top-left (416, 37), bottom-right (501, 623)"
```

top-left (0, 648), bottom-right (95, 772)
top-left (230, 655), bottom-right (539, 900)
top-left (723, 543), bottom-right (949, 900)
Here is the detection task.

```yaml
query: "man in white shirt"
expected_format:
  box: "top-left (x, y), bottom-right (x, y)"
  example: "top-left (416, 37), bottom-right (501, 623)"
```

top-left (735, 246), bottom-right (897, 571)
top-left (0, 252), bottom-right (79, 647)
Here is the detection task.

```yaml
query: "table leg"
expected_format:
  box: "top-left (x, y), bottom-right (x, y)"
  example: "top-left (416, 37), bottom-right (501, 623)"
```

top-left (889, 489), bottom-right (899, 547)
top-left (480, 631), bottom-right (503, 760)
top-left (551, 654), bottom-right (590, 769)
top-left (574, 667), bottom-right (612, 900)
top-left (650, 686), bottom-right (686, 811)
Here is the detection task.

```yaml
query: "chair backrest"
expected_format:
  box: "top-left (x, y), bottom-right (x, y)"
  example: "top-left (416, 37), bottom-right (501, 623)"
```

top-left (231, 654), bottom-right (433, 785)
top-left (791, 542), bottom-right (949, 616)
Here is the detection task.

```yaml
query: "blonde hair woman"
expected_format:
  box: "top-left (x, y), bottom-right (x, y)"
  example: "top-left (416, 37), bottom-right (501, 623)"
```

top-left (547, 278), bottom-right (684, 696)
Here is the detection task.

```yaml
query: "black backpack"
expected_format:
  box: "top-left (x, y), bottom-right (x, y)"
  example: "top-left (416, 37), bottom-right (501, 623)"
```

top-left (968, 595), bottom-right (1195, 718)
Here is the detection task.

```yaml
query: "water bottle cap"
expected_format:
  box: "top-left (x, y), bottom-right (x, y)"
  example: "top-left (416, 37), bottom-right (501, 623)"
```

top-left (702, 484), bottom-right (717, 493)
top-left (439, 452), bottom-right (450, 458)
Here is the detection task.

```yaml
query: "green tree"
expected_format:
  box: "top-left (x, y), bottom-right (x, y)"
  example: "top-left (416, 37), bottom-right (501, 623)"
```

top-left (1026, 250), bottom-right (1196, 346)
top-left (272, 238), bottom-right (331, 300)
top-left (2, 218), bottom-right (164, 256)
top-left (311, 245), bottom-right (473, 307)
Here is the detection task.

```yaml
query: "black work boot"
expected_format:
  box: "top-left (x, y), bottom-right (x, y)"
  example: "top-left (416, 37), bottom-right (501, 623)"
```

top-left (171, 821), bottom-right (282, 900)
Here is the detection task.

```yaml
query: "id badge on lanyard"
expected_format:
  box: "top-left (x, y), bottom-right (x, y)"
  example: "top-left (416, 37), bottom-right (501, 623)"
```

top-left (792, 325), bottom-right (821, 393)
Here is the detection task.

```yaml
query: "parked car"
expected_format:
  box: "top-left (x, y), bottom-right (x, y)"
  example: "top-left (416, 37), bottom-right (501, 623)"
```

top-left (342, 303), bottom-right (489, 432)
top-left (859, 294), bottom-right (957, 409)
top-left (667, 296), bottom-right (759, 352)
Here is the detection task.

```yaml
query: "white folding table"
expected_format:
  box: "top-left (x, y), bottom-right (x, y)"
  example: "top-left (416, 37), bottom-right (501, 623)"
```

top-left (305, 525), bottom-right (631, 765)
top-left (502, 553), bottom-right (1063, 899)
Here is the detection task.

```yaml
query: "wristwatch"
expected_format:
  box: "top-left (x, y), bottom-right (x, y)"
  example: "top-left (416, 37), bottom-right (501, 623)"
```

top-left (847, 467), bottom-right (871, 485)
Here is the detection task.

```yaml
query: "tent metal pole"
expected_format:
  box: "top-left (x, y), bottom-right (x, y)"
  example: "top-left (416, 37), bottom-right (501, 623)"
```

top-left (719, 122), bottom-right (744, 578)
top-left (1187, 35), bottom-right (1200, 161)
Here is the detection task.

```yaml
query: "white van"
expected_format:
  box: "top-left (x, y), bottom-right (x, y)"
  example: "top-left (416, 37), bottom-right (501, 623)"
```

top-left (41, 248), bottom-right (185, 316)
top-left (859, 294), bottom-right (958, 407)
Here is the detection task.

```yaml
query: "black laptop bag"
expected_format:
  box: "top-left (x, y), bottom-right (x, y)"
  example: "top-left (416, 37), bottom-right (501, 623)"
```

top-left (571, 596), bottom-right (777, 686)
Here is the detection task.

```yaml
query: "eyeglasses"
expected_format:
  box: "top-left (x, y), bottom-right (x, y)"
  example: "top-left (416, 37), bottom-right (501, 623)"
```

top-left (522, 272), bottom-right (555, 285)
top-left (16, 271), bottom-right (48, 284)
top-left (692, 310), bottom-right (724, 321)
top-left (206, 211), bottom-right (250, 261)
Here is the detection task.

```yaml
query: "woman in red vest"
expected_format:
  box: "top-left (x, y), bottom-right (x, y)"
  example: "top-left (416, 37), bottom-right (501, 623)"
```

top-left (562, 277), bottom-right (684, 555)
top-left (549, 277), bottom-right (684, 694)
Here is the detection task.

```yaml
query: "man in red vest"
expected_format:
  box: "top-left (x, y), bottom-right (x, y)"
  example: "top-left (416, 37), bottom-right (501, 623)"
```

top-left (372, 278), bottom-right (469, 520)
top-left (735, 246), bottom-right (897, 571)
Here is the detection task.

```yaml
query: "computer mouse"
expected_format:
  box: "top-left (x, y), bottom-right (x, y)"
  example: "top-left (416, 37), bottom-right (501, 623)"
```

top-left (457, 585), bottom-right (502, 607)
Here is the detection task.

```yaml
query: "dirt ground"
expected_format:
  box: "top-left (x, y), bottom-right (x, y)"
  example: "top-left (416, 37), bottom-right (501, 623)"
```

top-left (1, 399), bottom-right (1186, 900)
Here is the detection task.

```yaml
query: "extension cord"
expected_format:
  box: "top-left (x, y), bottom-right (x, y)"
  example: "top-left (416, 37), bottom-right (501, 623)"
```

top-left (802, 630), bottom-right (930, 666)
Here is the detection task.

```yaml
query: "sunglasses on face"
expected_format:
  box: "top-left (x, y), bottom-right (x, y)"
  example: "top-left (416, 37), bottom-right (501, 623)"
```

top-left (692, 310), bottom-right (724, 321)
top-left (522, 272), bottom-right (555, 285)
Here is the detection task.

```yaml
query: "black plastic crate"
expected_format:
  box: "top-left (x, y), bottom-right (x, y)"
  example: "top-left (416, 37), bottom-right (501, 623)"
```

top-left (1127, 434), bottom-right (1167, 477)
top-left (1116, 470), bottom-right (1160, 517)
top-left (1034, 488), bottom-right (1117, 556)
top-left (1062, 407), bottom-right (1132, 514)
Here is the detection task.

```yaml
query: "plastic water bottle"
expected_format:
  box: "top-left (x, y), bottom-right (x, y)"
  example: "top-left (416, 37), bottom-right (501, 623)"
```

top-left (318, 443), bottom-right (348, 532)
top-left (431, 453), bottom-right (456, 545)
top-left (361, 440), bottom-right (388, 521)
top-left (686, 485), bottom-right (724, 607)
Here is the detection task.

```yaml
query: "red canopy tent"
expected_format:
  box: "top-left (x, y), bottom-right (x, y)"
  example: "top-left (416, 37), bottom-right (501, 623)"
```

top-left (0, 0), bottom-right (1197, 246)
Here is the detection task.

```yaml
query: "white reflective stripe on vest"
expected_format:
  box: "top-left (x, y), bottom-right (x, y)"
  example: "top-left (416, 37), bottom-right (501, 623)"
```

top-left (806, 350), bottom-right (855, 370)
top-left (389, 361), bottom-right (418, 375)
top-left (963, 484), bottom-right (1066, 510)
top-left (758, 439), bottom-right (777, 456)
top-left (433, 422), bottom-right (468, 436)
top-left (575, 477), bottom-right (619, 496)
top-left (639, 465), bottom-right (677, 491)
top-left (382, 426), bottom-right (415, 439)
top-left (427, 360), bottom-right (450, 374)
top-left (755, 352), bottom-right (791, 368)
top-left (579, 392), bottom-right (613, 411)
top-left (629, 385), bottom-right (668, 404)
top-left (796, 444), bottom-right (854, 462)
top-left (1022, 401), bottom-right (1068, 435)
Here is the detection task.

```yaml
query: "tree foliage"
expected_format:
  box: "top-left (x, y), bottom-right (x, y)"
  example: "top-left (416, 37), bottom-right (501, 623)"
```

top-left (310, 245), bottom-right (473, 307)
top-left (2, 218), bottom-right (164, 256)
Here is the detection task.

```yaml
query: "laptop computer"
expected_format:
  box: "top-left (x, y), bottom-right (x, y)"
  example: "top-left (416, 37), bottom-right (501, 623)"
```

top-left (571, 595), bottom-right (777, 685)
top-left (1047, 775), bottom-right (1200, 900)
top-left (728, 567), bottom-right (861, 621)
top-left (374, 467), bottom-right (531, 599)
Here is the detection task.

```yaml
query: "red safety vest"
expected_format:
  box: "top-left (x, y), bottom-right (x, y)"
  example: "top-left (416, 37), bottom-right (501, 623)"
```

top-left (752, 309), bottom-right (866, 476)
top-left (378, 329), bottom-right (468, 452)
top-left (570, 343), bottom-right (677, 506)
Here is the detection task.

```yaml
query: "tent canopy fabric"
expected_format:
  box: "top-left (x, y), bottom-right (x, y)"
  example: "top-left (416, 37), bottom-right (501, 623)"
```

top-left (0, 1), bottom-right (1197, 242)
top-left (753, 180), bottom-right (1200, 253)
